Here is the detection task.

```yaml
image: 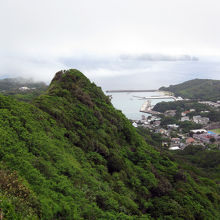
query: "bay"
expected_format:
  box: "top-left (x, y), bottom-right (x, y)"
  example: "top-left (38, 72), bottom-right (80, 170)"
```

top-left (107, 91), bottom-right (173, 120)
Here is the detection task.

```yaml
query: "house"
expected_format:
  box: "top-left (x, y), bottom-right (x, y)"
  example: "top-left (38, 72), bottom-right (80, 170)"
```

top-left (19, 86), bottom-right (30, 91)
top-left (193, 115), bottom-right (209, 125)
top-left (180, 143), bottom-right (186, 149)
top-left (178, 134), bottom-right (186, 139)
top-left (181, 116), bottom-right (190, 122)
top-left (171, 137), bottom-right (180, 145)
top-left (165, 110), bottom-right (176, 117)
top-left (193, 115), bottom-right (201, 123)
top-left (150, 116), bottom-right (161, 121)
top-left (169, 146), bottom-right (180, 150)
top-left (181, 110), bottom-right (190, 116)
top-left (153, 120), bottom-right (161, 127)
top-left (176, 97), bottom-right (183, 101)
top-left (167, 124), bottom-right (179, 130)
top-left (186, 137), bottom-right (195, 145)
top-left (201, 110), bottom-right (210, 113)
top-left (155, 128), bottom-right (169, 135)
top-left (199, 117), bottom-right (209, 125)
top-left (132, 122), bottom-right (138, 128)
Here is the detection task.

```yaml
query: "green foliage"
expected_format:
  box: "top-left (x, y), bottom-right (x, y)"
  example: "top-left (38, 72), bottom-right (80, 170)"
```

top-left (160, 78), bottom-right (220, 101)
top-left (205, 110), bottom-right (220, 122)
top-left (153, 100), bottom-right (210, 114)
top-left (0, 69), bottom-right (219, 219)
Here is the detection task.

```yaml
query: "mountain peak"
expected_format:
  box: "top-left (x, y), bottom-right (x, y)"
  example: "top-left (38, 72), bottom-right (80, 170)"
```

top-left (51, 69), bottom-right (88, 83)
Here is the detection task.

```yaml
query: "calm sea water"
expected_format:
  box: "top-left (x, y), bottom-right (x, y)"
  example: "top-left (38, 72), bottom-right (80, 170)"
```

top-left (107, 91), bottom-right (173, 120)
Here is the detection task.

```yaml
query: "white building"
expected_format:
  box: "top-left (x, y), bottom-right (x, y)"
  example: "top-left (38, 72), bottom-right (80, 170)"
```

top-left (181, 116), bottom-right (190, 122)
top-left (167, 124), bottom-right (179, 130)
top-left (132, 122), bottom-right (138, 128)
top-left (19, 86), bottom-right (30, 91)
top-left (190, 129), bottom-right (207, 134)
top-left (169, 146), bottom-right (180, 150)
top-left (193, 115), bottom-right (209, 125)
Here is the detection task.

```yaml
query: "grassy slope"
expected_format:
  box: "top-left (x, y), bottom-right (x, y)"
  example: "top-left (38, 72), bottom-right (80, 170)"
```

top-left (0, 70), bottom-right (220, 219)
top-left (210, 128), bottom-right (220, 134)
top-left (160, 78), bottom-right (220, 101)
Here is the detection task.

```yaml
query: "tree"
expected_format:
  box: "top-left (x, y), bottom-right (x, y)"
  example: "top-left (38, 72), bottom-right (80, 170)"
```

top-left (210, 137), bottom-right (216, 143)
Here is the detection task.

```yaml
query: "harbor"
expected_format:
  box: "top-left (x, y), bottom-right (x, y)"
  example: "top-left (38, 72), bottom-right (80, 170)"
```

top-left (106, 90), bottom-right (174, 119)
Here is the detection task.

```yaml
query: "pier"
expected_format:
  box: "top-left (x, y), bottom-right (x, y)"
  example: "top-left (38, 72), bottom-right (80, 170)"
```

top-left (138, 95), bottom-right (177, 101)
top-left (140, 100), bottom-right (151, 112)
top-left (140, 100), bottom-right (161, 115)
top-left (106, 89), bottom-right (158, 93)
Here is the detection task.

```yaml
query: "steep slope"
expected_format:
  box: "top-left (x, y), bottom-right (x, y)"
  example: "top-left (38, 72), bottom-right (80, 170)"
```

top-left (160, 78), bottom-right (220, 101)
top-left (0, 69), bottom-right (220, 219)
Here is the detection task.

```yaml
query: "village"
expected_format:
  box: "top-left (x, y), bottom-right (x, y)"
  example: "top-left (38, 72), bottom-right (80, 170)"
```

top-left (132, 99), bottom-right (220, 151)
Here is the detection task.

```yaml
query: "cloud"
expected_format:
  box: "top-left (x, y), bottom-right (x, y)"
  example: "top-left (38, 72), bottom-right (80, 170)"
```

top-left (0, 55), bottom-right (65, 83)
top-left (58, 53), bottom-right (199, 74)
top-left (55, 53), bottom-right (220, 90)
top-left (0, 52), bottom-right (220, 91)
top-left (0, 0), bottom-right (220, 89)
top-left (119, 54), bottom-right (199, 61)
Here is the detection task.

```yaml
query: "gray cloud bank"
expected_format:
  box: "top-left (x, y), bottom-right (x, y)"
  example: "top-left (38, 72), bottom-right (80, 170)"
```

top-left (58, 54), bottom-right (217, 89)
top-left (120, 54), bottom-right (199, 62)
top-left (0, 53), bottom-right (219, 90)
top-left (1, 0), bottom-right (220, 90)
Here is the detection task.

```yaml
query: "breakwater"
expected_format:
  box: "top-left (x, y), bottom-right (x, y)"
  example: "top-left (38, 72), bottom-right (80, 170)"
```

top-left (106, 90), bottom-right (158, 93)
top-left (140, 100), bottom-right (161, 115)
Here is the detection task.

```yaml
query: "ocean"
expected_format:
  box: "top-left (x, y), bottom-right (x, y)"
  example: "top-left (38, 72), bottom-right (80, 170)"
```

top-left (107, 91), bottom-right (173, 120)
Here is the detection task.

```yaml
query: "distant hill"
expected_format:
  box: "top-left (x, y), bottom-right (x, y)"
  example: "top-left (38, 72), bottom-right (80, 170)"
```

top-left (0, 77), bottom-right (48, 102)
top-left (159, 78), bottom-right (220, 101)
top-left (0, 77), bottom-right (47, 91)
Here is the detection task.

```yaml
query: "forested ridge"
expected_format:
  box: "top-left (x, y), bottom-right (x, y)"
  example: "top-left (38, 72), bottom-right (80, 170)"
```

top-left (0, 69), bottom-right (220, 219)
top-left (160, 78), bottom-right (220, 101)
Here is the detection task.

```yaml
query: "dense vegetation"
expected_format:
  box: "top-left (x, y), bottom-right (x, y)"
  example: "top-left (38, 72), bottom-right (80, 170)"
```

top-left (153, 100), bottom-right (211, 114)
top-left (0, 77), bottom-right (48, 102)
top-left (170, 146), bottom-right (220, 184)
top-left (137, 130), bottom-right (220, 183)
top-left (160, 78), bottom-right (220, 101)
top-left (0, 70), bottom-right (220, 219)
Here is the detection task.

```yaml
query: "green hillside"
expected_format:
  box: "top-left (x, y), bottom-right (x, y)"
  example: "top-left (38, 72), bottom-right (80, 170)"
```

top-left (0, 70), bottom-right (220, 219)
top-left (160, 78), bottom-right (220, 101)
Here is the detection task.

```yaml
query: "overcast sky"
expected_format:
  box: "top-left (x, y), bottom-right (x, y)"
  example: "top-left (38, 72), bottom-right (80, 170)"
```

top-left (1, 0), bottom-right (220, 89)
